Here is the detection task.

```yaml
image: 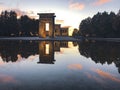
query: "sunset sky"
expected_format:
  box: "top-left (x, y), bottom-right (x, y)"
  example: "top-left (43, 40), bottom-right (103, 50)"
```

top-left (0, 0), bottom-right (120, 28)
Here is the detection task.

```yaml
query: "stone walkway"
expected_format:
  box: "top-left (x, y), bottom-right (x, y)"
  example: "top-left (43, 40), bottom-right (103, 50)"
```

top-left (87, 37), bottom-right (120, 42)
top-left (0, 36), bottom-right (81, 41)
top-left (1, 37), bottom-right (120, 42)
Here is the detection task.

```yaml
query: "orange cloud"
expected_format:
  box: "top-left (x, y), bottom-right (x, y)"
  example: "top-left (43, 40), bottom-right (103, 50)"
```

top-left (85, 72), bottom-right (106, 84)
top-left (11, 9), bottom-right (27, 17)
top-left (69, 2), bottom-right (85, 10)
top-left (93, 0), bottom-right (112, 6)
top-left (93, 68), bottom-right (120, 82)
top-left (10, 9), bottom-right (37, 19)
top-left (68, 64), bottom-right (82, 70)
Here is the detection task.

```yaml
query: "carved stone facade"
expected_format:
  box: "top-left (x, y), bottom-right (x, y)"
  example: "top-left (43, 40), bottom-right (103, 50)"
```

top-left (38, 13), bottom-right (56, 38)
top-left (38, 13), bottom-right (68, 38)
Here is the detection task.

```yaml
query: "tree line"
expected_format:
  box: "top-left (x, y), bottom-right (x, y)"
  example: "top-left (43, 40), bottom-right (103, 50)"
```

top-left (73, 10), bottom-right (120, 38)
top-left (0, 41), bottom-right (38, 62)
top-left (0, 10), bottom-right (39, 37)
top-left (78, 41), bottom-right (120, 73)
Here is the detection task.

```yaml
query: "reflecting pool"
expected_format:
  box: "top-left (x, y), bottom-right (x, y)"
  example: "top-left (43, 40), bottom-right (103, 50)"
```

top-left (0, 40), bottom-right (120, 90)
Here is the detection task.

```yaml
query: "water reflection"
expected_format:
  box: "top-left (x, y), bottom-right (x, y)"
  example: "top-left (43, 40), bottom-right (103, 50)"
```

top-left (0, 41), bottom-right (38, 62)
top-left (38, 41), bottom-right (55, 64)
top-left (0, 40), bottom-right (120, 90)
top-left (78, 40), bottom-right (120, 73)
top-left (0, 40), bottom-right (69, 64)
top-left (38, 41), bottom-right (69, 64)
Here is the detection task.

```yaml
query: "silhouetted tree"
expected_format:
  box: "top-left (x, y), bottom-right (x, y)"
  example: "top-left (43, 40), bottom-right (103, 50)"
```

top-left (0, 10), bottom-right (39, 37)
top-left (79, 17), bottom-right (93, 37)
top-left (19, 15), bottom-right (39, 36)
top-left (79, 10), bottom-right (120, 38)
top-left (72, 28), bottom-right (79, 37)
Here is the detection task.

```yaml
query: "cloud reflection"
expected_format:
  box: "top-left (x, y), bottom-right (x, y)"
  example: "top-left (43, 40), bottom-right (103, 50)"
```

top-left (85, 72), bottom-right (105, 84)
top-left (93, 68), bottom-right (120, 82)
top-left (68, 64), bottom-right (82, 70)
top-left (0, 74), bottom-right (17, 83)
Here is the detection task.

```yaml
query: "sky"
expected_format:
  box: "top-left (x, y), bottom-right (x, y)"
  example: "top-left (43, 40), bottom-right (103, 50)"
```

top-left (0, 0), bottom-right (120, 29)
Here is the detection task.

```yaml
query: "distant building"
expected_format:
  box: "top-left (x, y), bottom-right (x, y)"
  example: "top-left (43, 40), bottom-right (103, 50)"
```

top-left (54, 25), bottom-right (69, 36)
top-left (60, 27), bottom-right (69, 36)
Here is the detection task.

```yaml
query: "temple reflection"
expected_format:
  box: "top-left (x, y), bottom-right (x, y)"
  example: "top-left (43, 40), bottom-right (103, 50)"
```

top-left (0, 40), bottom-right (69, 64)
top-left (38, 41), bottom-right (55, 64)
top-left (38, 41), bottom-right (69, 64)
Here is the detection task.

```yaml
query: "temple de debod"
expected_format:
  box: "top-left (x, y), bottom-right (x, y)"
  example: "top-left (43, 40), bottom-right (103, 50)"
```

top-left (38, 13), bottom-right (68, 38)
top-left (0, 0), bottom-right (120, 90)
top-left (0, 9), bottom-right (120, 38)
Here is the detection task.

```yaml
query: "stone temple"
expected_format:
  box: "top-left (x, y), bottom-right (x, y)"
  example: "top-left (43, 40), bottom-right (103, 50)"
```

top-left (38, 13), bottom-right (68, 38)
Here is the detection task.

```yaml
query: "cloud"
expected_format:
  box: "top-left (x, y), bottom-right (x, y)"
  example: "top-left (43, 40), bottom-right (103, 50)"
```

top-left (0, 4), bottom-right (7, 12)
top-left (15, 9), bottom-right (37, 19)
top-left (0, 74), bottom-right (17, 83)
top-left (93, 0), bottom-right (112, 6)
top-left (0, 2), bottom-right (37, 19)
top-left (92, 68), bottom-right (120, 82)
top-left (68, 64), bottom-right (82, 70)
top-left (11, 9), bottom-right (27, 17)
top-left (12, 9), bottom-right (37, 19)
top-left (69, 2), bottom-right (85, 10)
top-left (85, 72), bottom-right (106, 84)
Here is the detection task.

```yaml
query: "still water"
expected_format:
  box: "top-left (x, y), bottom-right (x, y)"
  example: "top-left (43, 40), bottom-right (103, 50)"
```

top-left (0, 40), bottom-right (120, 90)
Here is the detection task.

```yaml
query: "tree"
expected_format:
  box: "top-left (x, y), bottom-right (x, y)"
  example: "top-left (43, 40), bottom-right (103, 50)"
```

top-left (72, 28), bottom-right (79, 37)
top-left (79, 10), bottom-right (120, 38)
top-left (0, 11), bottom-right (19, 36)
top-left (79, 17), bottom-right (93, 37)
top-left (0, 10), bottom-right (39, 37)
top-left (19, 15), bottom-right (39, 36)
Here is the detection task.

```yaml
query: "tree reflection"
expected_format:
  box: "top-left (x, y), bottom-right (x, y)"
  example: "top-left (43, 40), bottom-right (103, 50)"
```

top-left (78, 40), bottom-right (120, 73)
top-left (0, 41), bottom-right (39, 62)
